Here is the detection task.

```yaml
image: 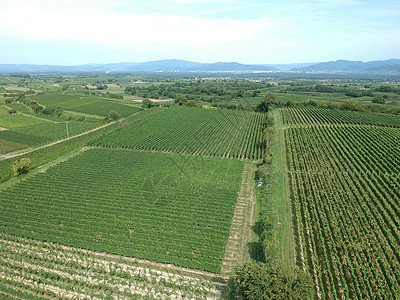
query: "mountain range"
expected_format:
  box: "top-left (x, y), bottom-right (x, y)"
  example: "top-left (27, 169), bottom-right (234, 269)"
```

top-left (0, 59), bottom-right (399, 74)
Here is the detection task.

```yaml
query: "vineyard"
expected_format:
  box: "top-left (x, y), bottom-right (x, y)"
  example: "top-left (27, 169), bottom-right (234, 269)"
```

top-left (282, 107), bottom-right (400, 127)
top-left (31, 93), bottom-right (141, 117)
top-left (0, 148), bottom-right (244, 274)
top-left (286, 116), bottom-right (400, 298)
top-left (0, 121), bottom-right (99, 154)
top-left (0, 232), bottom-right (222, 299)
top-left (89, 107), bottom-right (266, 160)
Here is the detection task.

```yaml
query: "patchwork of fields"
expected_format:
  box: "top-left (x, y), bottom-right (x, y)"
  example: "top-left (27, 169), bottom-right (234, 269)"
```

top-left (0, 148), bottom-right (244, 273)
top-left (90, 107), bottom-right (266, 160)
top-left (1, 83), bottom-right (399, 299)
top-left (285, 109), bottom-right (400, 298)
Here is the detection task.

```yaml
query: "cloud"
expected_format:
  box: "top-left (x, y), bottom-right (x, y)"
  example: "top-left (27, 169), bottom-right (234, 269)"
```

top-left (0, 3), bottom-right (276, 47)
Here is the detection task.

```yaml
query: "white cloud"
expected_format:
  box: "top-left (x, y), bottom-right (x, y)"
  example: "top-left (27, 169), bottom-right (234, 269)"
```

top-left (0, 3), bottom-right (277, 47)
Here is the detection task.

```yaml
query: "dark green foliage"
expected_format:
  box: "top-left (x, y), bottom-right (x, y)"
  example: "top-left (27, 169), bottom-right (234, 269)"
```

top-left (42, 106), bottom-right (57, 114)
top-left (184, 100), bottom-right (202, 108)
top-left (256, 93), bottom-right (277, 113)
top-left (142, 98), bottom-right (152, 109)
top-left (174, 95), bottom-right (188, 106)
top-left (108, 110), bottom-right (120, 121)
top-left (345, 89), bottom-right (373, 97)
top-left (372, 96), bottom-right (386, 104)
top-left (234, 263), bottom-right (313, 300)
top-left (12, 158), bottom-right (31, 176)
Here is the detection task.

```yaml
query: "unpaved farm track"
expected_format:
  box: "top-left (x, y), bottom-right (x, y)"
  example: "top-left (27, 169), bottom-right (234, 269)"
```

top-left (221, 163), bottom-right (256, 276)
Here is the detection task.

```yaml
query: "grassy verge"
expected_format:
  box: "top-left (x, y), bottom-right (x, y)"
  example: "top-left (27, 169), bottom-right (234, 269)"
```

top-left (252, 109), bottom-right (296, 271)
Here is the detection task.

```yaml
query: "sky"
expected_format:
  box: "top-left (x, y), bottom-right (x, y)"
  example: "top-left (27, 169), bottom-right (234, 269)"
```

top-left (0, 0), bottom-right (399, 65)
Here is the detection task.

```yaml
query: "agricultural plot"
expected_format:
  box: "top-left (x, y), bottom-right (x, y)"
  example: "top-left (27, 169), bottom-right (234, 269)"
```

top-left (286, 124), bottom-right (400, 299)
top-left (0, 148), bottom-right (244, 273)
top-left (0, 233), bottom-right (222, 299)
top-left (0, 121), bottom-right (98, 154)
top-left (3, 102), bottom-right (32, 114)
top-left (0, 106), bottom-right (47, 128)
top-left (31, 93), bottom-right (141, 117)
top-left (282, 107), bottom-right (400, 127)
top-left (89, 107), bottom-right (266, 160)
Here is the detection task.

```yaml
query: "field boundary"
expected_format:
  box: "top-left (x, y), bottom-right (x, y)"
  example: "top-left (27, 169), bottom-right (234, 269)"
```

top-left (221, 162), bottom-right (256, 276)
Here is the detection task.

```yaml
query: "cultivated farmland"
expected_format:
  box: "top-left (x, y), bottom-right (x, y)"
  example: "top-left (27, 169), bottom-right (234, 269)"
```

top-left (89, 107), bottom-right (266, 160)
top-left (0, 148), bottom-right (244, 273)
top-left (31, 93), bottom-right (141, 117)
top-left (286, 111), bottom-right (400, 298)
top-left (0, 233), bottom-right (222, 299)
top-left (282, 107), bottom-right (400, 127)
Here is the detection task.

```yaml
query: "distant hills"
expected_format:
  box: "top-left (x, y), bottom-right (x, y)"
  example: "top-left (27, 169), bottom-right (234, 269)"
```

top-left (0, 59), bottom-right (399, 74)
top-left (291, 59), bottom-right (400, 72)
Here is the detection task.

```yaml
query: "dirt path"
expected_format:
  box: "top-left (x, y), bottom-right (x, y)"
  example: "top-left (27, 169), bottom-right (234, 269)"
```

top-left (221, 163), bottom-right (256, 276)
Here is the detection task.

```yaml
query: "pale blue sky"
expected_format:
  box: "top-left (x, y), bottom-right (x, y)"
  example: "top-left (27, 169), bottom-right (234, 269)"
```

top-left (0, 0), bottom-right (399, 65)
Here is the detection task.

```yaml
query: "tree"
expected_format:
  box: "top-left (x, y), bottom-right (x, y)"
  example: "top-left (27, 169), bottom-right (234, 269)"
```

top-left (184, 100), bottom-right (203, 108)
top-left (108, 110), bottom-right (120, 121)
top-left (142, 98), bottom-right (153, 109)
top-left (256, 92), bottom-right (277, 113)
top-left (12, 158), bottom-right (31, 176)
top-left (372, 96), bottom-right (386, 104)
top-left (174, 95), bottom-right (188, 106)
top-left (234, 262), bottom-right (314, 300)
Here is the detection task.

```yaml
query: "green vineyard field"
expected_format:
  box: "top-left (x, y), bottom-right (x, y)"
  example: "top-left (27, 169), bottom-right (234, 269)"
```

top-left (31, 93), bottom-right (142, 117)
top-left (0, 233), bottom-right (220, 299)
top-left (0, 121), bottom-right (99, 154)
top-left (286, 123), bottom-right (400, 299)
top-left (282, 107), bottom-right (400, 127)
top-left (89, 107), bottom-right (266, 160)
top-left (0, 148), bottom-right (244, 273)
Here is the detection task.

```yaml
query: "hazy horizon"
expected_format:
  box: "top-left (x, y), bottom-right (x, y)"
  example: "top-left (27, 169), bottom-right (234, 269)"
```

top-left (0, 0), bottom-right (399, 65)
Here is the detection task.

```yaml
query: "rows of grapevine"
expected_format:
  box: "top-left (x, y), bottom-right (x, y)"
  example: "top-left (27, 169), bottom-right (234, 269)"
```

top-left (286, 124), bottom-right (400, 299)
top-left (0, 148), bottom-right (244, 273)
top-left (0, 121), bottom-right (99, 154)
top-left (32, 93), bottom-right (141, 117)
top-left (282, 107), bottom-right (400, 127)
top-left (0, 232), bottom-right (221, 299)
top-left (0, 106), bottom-right (48, 128)
top-left (89, 107), bottom-right (266, 160)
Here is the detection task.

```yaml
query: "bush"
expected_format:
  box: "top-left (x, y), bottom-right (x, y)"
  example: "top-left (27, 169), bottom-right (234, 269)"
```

top-left (12, 158), bottom-right (31, 176)
top-left (372, 96), bottom-right (386, 104)
top-left (234, 263), bottom-right (314, 300)
top-left (108, 110), bottom-right (120, 121)
top-left (42, 106), bottom-right (57, 115)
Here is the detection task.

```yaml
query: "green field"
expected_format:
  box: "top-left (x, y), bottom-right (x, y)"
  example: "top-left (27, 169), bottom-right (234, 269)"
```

top-left (0, 233), bottom-right (221, 299)
top-left (286, 115), bottom-right (400, 298)
top-left (0, 106), bottom-right (48, 128)
top-left (0, 148), bottom-right (244, 273)
top-left (31, 93), bottom-right (142, 117)
top-left (89, 107), bottom-right (266, 160)
top-left (283, 107), bottom-right (400, 127)
top-left (0, 121), bottom-right (98, 154)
